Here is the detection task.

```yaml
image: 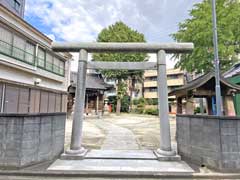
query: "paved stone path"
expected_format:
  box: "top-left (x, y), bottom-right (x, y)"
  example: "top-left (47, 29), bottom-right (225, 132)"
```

top-left (93, 121), bottom-right (140, 150)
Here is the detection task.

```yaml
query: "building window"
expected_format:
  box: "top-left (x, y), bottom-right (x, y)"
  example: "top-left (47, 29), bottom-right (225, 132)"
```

top-left (145, 77), bottom-right (157, 81)
top-left (13, 35), bottom-right (25, 60)
top-left (146, 87), bottom-right (157, 92)
top-left (25, 42), bottom-right (35, 64)
top-left (12, 35), bottom-right (35, 65)
top-left (37, 47), bottom-right (45, 68)
top-left (59, 60), bottom-right (65, 76)
top-left (168, 74), bottom-right (179, 80)
top-left (0, 26), bottom-right (65, 76)
top-left (46, 52), bottom-right (53, 71)
top-left (45, 53), bottom-right (65, 76)
top-left (53, 57), bottom-right (60, 74)
top-left (53, 57), bottom-right (65, 76)
top-left (0, 27), bottom-right (12, 55)
top-left (15, 1), bottom-right (21, 12)
top-left (9, 0), bottom-right (21, 13)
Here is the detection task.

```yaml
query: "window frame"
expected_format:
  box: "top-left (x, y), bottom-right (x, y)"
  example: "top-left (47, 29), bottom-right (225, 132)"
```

top-left (0, 25), bottom-right (65, 77)
top-left (25, 41), bottom-right (35, 65)
top-left (46, 52), bottom-right (54, 71)
top-left (37, 47), bottom-right (46, 68)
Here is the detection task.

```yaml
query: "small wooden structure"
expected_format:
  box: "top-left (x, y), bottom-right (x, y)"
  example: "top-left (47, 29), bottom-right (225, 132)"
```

top-left (169, 72), bottom-right (240, 116)
top-left (68, 72), bottom-right (111, 116)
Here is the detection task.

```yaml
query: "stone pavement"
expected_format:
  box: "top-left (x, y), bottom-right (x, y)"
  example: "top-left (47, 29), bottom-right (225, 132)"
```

top-left (99, 122), bottom-right (139, 150)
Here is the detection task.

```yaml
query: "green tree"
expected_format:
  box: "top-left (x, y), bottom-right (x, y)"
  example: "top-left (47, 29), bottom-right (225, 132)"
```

top-left (93, 21), bottom-right (147, 115)
top-left (172, 0), bottom-right (240, 73)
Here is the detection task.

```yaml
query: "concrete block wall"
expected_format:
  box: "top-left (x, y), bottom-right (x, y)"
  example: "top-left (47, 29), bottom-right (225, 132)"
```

top-left (177, 114), bottom-right (240, 172)
top-left (0, 113), bottom-right (66, 168)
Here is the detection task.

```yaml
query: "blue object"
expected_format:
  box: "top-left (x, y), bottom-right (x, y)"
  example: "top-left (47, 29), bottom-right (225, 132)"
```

top-left (212, 96), bottom-right (217, 115)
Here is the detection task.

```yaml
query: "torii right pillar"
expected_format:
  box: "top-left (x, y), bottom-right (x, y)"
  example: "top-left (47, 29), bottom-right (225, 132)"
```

top-left (155, 50), bottom-right (180, 160)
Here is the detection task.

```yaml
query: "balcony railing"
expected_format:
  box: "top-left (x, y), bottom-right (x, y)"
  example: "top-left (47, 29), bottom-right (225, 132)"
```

top-left (0, 40), bottom-right (65, 76)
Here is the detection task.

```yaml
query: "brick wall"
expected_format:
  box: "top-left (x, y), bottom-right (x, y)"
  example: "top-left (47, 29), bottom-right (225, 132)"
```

top-left (0, 113), bottom-right (66, 168)
top-left (177, 114), bottom-right (240, 172)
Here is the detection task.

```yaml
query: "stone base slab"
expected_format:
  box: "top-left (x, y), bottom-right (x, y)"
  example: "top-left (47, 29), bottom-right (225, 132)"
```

top-left (60, 149), bottom-right (89, 160)
top-left (153, 150), bottom-right (181, 161)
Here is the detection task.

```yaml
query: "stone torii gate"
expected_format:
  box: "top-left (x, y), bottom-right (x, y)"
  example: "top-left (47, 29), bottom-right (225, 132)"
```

top-left (52, 42), bottom-right (193, 159)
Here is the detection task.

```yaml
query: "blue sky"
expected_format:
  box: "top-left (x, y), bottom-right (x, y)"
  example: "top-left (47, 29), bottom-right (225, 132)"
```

top-left (25, 0), bottom-right (202, 42)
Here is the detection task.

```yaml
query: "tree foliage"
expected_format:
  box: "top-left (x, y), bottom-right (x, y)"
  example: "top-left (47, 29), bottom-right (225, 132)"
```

top-left (93, 21), bottom-right (147, 114)
top-left (172, 0), bottom-right (240, 73)
top-left (93, 21), bottom-right (147, 79)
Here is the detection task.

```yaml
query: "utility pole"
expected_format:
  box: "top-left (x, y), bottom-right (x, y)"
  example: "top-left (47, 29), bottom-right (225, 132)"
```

top-left (211, 0), bottom-right (222, 116)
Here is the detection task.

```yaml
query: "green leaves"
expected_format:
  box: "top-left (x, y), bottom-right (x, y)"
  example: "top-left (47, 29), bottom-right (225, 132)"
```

top-left (117, 80), bottom-right (128, 100)
top-left (93, 21), bottom-right (147, 101)
top-left (93, 21), bottom-right (147, 79)
top-left (172, 0), bottom-right (240, 73)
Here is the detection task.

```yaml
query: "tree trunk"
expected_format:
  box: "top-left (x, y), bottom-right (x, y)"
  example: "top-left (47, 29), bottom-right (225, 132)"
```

top-left (129, 77), bottom-right (135, 112)
top-left (116, 98), bottom-right (121, 115)
top-left (116, 80), bottom-right (121, 115)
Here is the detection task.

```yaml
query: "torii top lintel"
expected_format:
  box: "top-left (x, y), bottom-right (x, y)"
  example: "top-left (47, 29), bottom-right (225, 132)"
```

top-left (52, 42), bottom-right (194, 53)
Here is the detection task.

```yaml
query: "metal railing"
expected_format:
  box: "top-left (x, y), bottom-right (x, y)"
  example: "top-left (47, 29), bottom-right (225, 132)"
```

top-left (0, 40), bottom-right (65, 76)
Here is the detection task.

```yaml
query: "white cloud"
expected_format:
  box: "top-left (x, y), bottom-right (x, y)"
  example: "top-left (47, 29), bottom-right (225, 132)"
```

top-left (25, 0), bottom-right (202, 42)
top-left (46, 33), bottom-right (56, 41)
top-left (148, 53), bottom-right (178, 69)
top-left (25, 0), bottom-right (201, 70)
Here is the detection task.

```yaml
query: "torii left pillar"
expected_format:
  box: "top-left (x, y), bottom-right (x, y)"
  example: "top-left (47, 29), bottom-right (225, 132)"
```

top-left (154, 50), bottom-right (180, 160)
top-left (62, 49), bottom-right (88, 159)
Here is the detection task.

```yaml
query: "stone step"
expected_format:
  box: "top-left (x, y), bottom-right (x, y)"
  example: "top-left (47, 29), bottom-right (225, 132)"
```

top-left (47, 159), bottom-right (194, 174)
top-left (85, 150), bottom-right (157, 160)
top-left (61, 150), bottom-right (181, 161)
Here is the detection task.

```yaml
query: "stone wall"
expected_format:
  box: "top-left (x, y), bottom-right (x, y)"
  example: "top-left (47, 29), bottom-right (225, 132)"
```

top-left (0, 113), bottom-right (66, 168)
top-left (177, 114), bottom-right (240, 172)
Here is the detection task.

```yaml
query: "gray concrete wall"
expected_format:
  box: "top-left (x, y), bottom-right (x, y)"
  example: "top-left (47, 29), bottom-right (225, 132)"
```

top-left (0, 113), bottom-right (66, 168)
top-left (177, 114), bottom-right (240, 172)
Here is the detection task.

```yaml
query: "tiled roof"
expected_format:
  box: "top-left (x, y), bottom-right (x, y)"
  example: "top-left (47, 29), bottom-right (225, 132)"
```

top-left (169, 71), bottom-right (240, 96)
top-left (223, 62), bottom-right (240, 78)
top-left (70, 72), bottom-right (111, 90)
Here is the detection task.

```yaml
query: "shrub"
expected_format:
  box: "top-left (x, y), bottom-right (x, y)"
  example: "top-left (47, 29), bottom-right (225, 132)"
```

top-left (121, 95), bottom-right (130, 112)
top-left (194, 107), bottom-right (200, 114)
top-left (108, 96), bottom-right (116, 112)
top-left (132, 99), bottom-right (139, 105)
top-left (144, 108), bottom-right (159, 116)
top-left (152, 99), bottom-right (158, 105)
top-left (107, 95), bottom-right (131, 113)
top-left (146, 98), bottom-right (158, 105)
top-left (138, 97), bottom-right (146, 104)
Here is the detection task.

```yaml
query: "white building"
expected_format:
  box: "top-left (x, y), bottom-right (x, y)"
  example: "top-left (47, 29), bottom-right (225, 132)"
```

top-left (0, 4), bottom-right (72, 113)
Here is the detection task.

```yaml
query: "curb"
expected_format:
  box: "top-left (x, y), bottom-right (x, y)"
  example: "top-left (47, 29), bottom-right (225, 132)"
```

top-left (0, 171), bottom-right (240, 179)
